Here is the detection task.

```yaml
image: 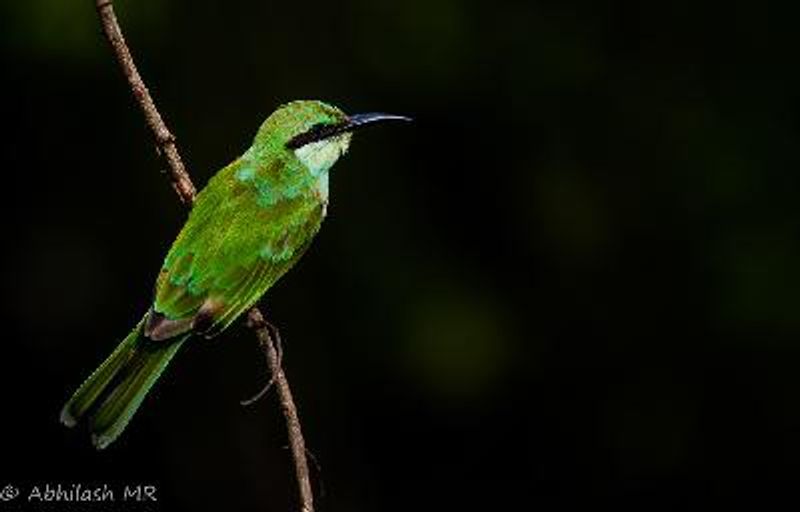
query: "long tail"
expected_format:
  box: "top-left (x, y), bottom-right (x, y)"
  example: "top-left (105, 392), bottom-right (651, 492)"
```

top-left (60, 317), bottom-right (188, 449)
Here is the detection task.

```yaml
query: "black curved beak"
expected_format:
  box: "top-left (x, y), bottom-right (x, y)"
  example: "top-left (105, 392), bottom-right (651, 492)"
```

top-left (344, 113), bottom-right (413, 132)
top-left (287, 112), bottom-right (412, 149)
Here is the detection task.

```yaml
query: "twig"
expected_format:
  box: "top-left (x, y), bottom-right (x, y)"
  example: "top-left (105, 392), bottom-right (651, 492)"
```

top-left (248, 310), bottom-right (314, 512)
top-left (241, 317), bottom-right (284, 406)
top-left (94, 2), bottom-right (315, 511)
top-left (95, 0), bottom-right (195, 204)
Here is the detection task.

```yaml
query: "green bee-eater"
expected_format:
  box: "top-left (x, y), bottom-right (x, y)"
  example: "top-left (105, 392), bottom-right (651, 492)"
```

top-left (61, 100), bottom-right (409, 449)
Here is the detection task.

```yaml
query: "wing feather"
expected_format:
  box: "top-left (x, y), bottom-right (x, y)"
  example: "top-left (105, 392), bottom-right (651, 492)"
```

top-left (151, 158), bottom-right (324, 339)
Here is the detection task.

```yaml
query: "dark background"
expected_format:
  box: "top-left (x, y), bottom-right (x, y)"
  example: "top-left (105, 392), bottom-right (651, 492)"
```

top-left (2, 0), bottom-right (800, 510)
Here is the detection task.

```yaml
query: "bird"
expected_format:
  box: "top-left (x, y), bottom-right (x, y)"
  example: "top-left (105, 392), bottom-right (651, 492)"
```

top-left (60, 100), bottom-right (410, 449)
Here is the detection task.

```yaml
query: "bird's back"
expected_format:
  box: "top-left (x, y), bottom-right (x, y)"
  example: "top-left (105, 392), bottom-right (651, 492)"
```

top-left (150, 152), bottom-right (327, 338)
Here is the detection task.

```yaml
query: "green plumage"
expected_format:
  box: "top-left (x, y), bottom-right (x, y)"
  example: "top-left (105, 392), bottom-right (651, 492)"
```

top-left (61, 101), bottom-right (353, 449)
top-left (60, 320), bottom-right (187, 449)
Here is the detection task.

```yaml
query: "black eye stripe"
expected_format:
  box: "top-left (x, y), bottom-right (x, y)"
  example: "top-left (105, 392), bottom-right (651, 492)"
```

top-left (286, 122), bottom-right (348, 149)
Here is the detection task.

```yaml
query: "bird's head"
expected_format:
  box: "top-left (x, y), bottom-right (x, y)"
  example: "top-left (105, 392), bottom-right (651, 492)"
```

top-left (255, 100), bottom-right (410, 176)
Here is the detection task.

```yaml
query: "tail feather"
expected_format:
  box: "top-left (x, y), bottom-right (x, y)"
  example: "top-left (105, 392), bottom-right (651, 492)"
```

top-left (61, 317), bottom-right (187, 449)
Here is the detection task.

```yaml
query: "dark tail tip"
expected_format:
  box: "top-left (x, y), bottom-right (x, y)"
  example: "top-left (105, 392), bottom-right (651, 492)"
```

top-left (91, 433), bottom-right (112, 450)
top-left (60, 406), bottom-right (77, 428)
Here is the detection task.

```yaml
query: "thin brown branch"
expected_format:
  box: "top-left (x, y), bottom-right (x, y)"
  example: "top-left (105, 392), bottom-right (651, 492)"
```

top-left (248, 309), bottom-right (315, 512)
top-left (94, 2), bottom-right (315, 511)
top-left (96, 0), bottom-right (196, 204)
